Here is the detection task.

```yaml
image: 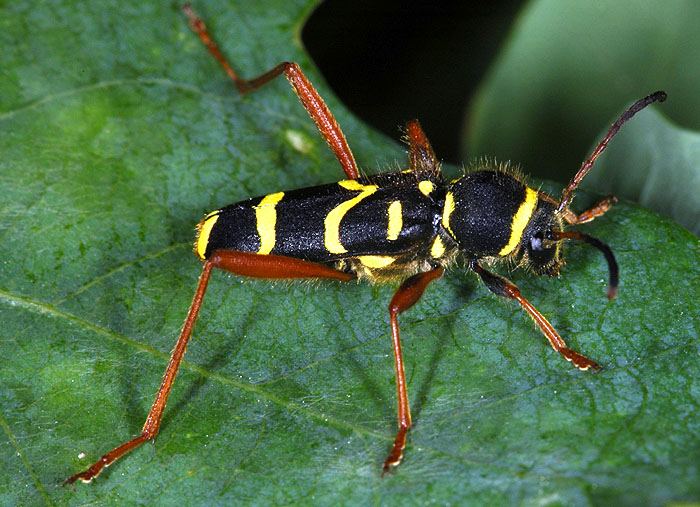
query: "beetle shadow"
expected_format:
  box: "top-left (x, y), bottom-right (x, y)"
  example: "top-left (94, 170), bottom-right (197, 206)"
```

top-left (340, 275), bottom-right (476, 451)
top-left (157, 293), bottom-right (259, 438)
top-left (147, 274), bottom-right (478, 464)
top-left (410, 276), bottom-right (475, 424)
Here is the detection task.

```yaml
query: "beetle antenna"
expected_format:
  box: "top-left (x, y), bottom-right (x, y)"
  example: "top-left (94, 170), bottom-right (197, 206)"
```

top-left (552, 231), bottom-right (619, 300)
top-left (558, 91), bottom-right (667, 212)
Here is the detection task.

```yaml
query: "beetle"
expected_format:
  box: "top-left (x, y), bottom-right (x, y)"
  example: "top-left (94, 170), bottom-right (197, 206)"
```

top-left (64, 5), bottom-right (666, 485)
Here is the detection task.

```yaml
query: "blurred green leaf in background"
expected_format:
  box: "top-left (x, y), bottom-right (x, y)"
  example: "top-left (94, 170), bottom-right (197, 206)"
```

top-left (1, 1), bottom-right (698, 505)
top-left (466, 0), bottom-right (700, 235)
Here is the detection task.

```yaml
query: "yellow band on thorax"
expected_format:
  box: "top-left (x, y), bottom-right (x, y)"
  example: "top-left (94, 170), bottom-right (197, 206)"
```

top-left (498, 187), bottom-right (538, 256)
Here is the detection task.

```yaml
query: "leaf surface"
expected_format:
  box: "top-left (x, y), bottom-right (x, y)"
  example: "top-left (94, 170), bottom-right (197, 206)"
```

top-left (1, 1), bottom-right (699, 505)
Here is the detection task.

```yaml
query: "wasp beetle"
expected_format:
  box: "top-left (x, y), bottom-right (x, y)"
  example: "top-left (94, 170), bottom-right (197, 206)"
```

top-left (65, 5), bottom-right (667, 485)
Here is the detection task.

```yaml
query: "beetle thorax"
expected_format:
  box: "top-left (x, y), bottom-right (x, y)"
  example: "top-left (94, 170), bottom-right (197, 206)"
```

top-left (442, 170), bottom-right (560, 269)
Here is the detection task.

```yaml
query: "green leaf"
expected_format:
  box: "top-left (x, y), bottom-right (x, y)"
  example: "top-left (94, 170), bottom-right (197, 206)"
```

top-left (1, 1), bottom-right (699, 505)
top-left (465, 0), bottom-right (700, 236)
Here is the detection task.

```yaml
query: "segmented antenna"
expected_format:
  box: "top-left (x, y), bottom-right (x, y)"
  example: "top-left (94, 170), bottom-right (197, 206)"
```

top-left (558, 91), bottom-right (667, 212)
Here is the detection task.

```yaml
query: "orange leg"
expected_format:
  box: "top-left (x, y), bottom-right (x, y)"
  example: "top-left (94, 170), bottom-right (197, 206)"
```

top-left (65, 250), bottom-right (353, 486)
top-left (562, 195), bottom-right (618, 225)
top-left (183, 5), bottom-right (359, 180)
top-left (405, 119), bottom-right (439, 174)
top-left (538, 190), bottom-right (617, 225)
top-left (383, 268), bottom-right (443, 474)
top-left (471, 262), bottom-right (600, 371)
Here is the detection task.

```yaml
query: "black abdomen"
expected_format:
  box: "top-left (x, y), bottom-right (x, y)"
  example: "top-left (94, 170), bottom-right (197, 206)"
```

top-left (197, 171), bottom-right (444, 264)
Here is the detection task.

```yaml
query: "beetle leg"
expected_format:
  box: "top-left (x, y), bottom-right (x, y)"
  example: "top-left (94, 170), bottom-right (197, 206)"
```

top-left (405, 120), bottom-right (439, 174)
top-left (65, 251), bottom-right (353, 486)
top-left (383, 268), bottom-right (443, 474)
top-left (540, 190), bottom-right (617, 225)
top-left (471, 261), bottom-right (601, 371)
top-left (183, 5), bottom-right (360, 180)
top-left (562, 195), bottom-right (618, 224)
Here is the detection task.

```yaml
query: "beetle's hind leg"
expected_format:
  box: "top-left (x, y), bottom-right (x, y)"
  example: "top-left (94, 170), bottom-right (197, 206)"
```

top-left (65, 251), bottom-right (354, 486)
top-left (182, 4), bottom-right (360, 180)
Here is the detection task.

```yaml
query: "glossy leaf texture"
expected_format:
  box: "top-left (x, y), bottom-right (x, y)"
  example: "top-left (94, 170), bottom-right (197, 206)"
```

top-left (1, 1), bottom-right (699, 505)
top-left (466, 0), bottom-right (700, 236)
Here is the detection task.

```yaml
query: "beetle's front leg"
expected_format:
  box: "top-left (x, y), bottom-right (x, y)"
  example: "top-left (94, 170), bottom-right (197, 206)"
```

top-left (471, 261), bottom-right (601, 371)
top-left (562, 195), bottom-right (618, 225)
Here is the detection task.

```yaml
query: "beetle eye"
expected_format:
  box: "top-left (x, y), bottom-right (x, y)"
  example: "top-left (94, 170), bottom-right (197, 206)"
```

top-left (530, 232), bottom-right (544, 252)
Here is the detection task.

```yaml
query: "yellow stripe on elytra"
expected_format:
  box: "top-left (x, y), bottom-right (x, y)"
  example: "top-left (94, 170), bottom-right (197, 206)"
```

top-left (442, 191), bottom-right (456, 237)
top-left (358, 255), bottom-right (396, 268)
top-left (418, 180), bottom-right (434, 196)
top-left (498, 186), bottom-right (538, 256)
top-left (324, 180), bottom-right (378, 254)
top-left (430, 236), bottom-right (446, 258)
top-left (196, 211), bottom-right (220, 260)
top-left (255, 191), bottom-right (284, 255)
top-left (387, 201), bottom-right (402, 241)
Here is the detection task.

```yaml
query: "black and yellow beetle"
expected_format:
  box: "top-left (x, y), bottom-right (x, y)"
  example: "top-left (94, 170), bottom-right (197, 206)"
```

top-left (65, 5), bottom-right (667, 485)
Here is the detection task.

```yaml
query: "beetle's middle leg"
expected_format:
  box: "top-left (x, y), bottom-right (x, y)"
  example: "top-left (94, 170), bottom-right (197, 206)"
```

top-left (383, 267), bottom-right (443, 473)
